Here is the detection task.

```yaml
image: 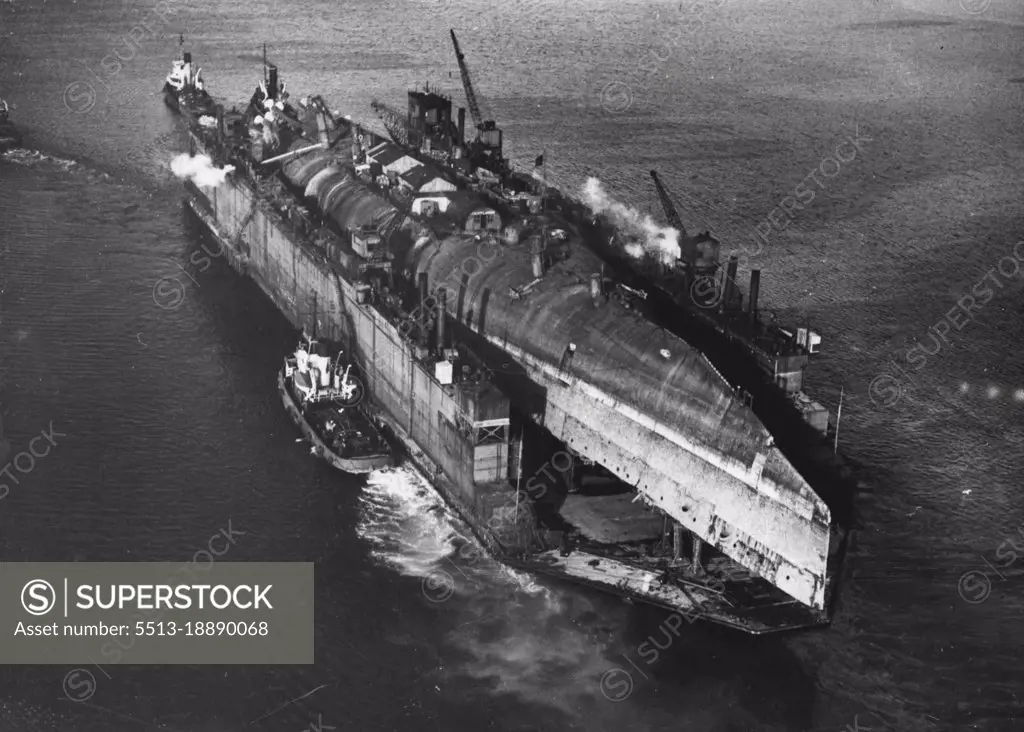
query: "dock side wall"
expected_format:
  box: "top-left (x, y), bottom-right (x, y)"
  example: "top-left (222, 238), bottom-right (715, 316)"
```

top-left (193, 174), bottom-right (525, 552)
top-left (485, 337), bottom-right (830, 610)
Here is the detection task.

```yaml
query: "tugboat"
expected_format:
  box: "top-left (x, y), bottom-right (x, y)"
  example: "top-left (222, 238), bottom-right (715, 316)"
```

top-left (163, 35), bottom-right (215, 118)
top-left (0, 97), bottom-right (22, 153)
top-left (279, 332), bottom-right (394, 474)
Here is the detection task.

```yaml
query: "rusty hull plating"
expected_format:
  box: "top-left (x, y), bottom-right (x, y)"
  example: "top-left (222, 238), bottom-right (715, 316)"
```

top-left (412, 222), bottom-right (831, 611)
top-left (166, 40), bottom-right (848, 633)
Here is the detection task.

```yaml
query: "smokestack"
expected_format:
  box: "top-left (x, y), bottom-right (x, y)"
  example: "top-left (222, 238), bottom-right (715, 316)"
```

top-left (183, 52), bottom-right (192, 64)
top-left (268, 65), bottom-right (278, 100)
top-left (747, 269), bottom-right (761, 321)
top-left (723, 255), bottom-right (739, 311)
top-left (590, 273), bottom-right (603, 305)
top-left (457, 107), bottom-right (465, 146)
top-left (418, 272), bottom-right (428, 317)
top-left (436, 287), bottom-right (447, 349)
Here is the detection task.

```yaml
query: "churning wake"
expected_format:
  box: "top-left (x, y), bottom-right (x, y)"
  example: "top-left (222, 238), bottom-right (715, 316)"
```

top-left (1, 148), bottom-right (83, 172)
top-left (169, 153), bottom-right (234, 189)
top-left (357, 464), bottom-right (630, 722)
top-left (357, 466), bottom-right (460, 576)
top-left (580, 177), bottom-right (681, 265)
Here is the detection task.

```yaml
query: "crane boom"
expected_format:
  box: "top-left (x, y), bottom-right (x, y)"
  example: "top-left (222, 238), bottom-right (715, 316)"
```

top-left (650, 170), bottom-right (688, 239)
top-left (449, 29), bottom-right (483, 130)
top-left (308, 96), bottom-right (338, 127)
top-left (370, 98), bottom-right (412, 148)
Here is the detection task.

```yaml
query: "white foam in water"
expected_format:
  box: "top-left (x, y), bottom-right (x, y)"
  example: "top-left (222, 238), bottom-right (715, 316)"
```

top-left (357, 467), bottom-right (626, 720)
top-left (358, 466), bottom-right (460, 577)
top-left (1, 148), bottom-right (79, 171)
top-left (358, 465), bottom-right (553, 599)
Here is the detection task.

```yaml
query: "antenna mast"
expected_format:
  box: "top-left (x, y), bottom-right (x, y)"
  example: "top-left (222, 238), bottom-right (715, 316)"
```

top-left (833, 386), bottom-right (844, 454)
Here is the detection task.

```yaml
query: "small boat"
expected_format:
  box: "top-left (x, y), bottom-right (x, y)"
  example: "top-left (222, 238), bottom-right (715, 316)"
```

top-left (163, 35), bottom-right (215, 118)
top-left (0, 97), bottom-right (22, 153)
top-left (279, 333), bottom-right (394, 474)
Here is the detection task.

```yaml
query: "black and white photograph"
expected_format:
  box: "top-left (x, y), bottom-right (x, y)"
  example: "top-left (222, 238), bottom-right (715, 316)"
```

top-left (0, 0), bottom-right (1020, 729)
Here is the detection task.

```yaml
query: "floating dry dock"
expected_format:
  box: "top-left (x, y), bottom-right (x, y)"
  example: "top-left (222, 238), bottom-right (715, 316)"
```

top-left (165, 34), bottom-right (852, 634)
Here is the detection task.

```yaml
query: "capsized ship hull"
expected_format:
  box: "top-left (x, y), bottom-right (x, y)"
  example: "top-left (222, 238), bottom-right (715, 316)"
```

top-left (165, 48), bottom-right (848, 633)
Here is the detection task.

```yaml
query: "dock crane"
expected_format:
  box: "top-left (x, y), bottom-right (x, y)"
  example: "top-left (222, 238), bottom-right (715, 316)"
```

top-left (449, 29), bottom-right (485, 133)
top-left (649, 170), bottom-right (728, 307)
top-left (449, 29), bottom-right (505, 174)
top-left (650, 170), bottom-right (688, 239)
top-left (650, 168), bottom-right (695, 279)
top-left (370, 97), bottom-right (452, 165)
top-left (370, 98), bottom-right (414, 149)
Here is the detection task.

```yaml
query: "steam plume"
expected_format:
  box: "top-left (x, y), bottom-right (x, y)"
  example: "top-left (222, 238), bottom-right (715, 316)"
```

top-left (170, 153), bottom-right (235, 189)
top-left (581, 177), bottom-right (681, 265)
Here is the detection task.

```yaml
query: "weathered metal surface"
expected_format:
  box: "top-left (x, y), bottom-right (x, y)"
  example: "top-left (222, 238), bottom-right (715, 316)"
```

top-left (172, 64), bottom-right (838, 617)
top-left (237, 119), bottom-right (832, 608)
top-left (410, 228), bottom-right (832, 610)
top-left (280, 137), bottom-right (398, 233)
top-left (518, 549), bottom-right (827, 634)
top-left (182, 133), bottom-right (833, 623)
top-left (283, 153), bottom-right (335, 187)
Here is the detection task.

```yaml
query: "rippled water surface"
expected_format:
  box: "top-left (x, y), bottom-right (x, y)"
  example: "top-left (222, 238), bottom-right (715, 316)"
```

top-left (1, 0), bottom-right (1022, 730)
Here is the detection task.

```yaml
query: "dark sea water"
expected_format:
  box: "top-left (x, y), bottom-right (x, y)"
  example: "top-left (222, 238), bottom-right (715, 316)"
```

top-left (1, 0), bottom-right (1022, 730)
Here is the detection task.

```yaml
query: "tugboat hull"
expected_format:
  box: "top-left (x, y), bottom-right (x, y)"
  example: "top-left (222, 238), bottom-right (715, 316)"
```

top-left (162, 84), bottom-right (182, 112)
top-left (278, 370), bottom-right (393, 474)
top-left (163, 85), bottom-right (215, 118)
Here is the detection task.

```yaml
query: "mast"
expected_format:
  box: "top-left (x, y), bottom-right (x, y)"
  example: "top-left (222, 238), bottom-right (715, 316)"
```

top-left (833, 386), bottom-right (844, 454)
top-left (263, 43), bottom-right (267, 86)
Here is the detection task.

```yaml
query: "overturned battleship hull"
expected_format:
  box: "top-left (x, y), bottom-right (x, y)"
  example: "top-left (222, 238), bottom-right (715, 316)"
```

top-left (167, 54), bottom-right (846, 634)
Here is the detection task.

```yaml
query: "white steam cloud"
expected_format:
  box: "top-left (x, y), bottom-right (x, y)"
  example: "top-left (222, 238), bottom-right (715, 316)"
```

top-left (581, 177), bottom-right (681, 265)
top-left (170, 153), bottom-right (235, 189)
